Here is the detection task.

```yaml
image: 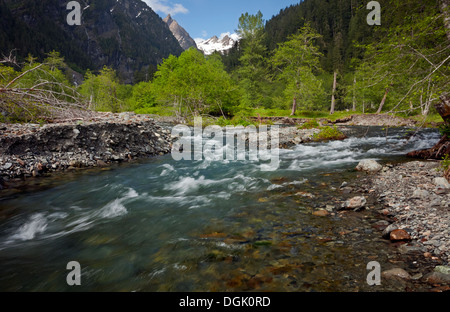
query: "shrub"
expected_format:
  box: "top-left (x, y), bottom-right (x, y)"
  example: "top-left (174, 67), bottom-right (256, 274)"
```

top-left (299, 119), bottom-right (320, 129)
top-left (313, 126), bottom-right (347, 142)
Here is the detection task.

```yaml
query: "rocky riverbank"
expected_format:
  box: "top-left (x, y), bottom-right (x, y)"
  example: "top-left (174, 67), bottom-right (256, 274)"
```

top-left (357, 160), bottom-right (450, 287)
top-left (0, 112), bottom-right (173, 187)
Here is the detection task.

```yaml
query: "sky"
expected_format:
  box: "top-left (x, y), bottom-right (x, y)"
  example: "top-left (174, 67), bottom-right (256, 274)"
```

top-left (142, 0), bottom-right (302, 40)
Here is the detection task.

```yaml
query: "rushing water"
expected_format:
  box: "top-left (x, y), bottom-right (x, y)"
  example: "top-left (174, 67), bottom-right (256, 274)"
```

top-left (0, 126), bottom-right (442, 292)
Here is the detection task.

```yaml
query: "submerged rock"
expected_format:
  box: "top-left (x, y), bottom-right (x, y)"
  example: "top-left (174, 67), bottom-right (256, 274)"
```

top-left (382, 268), bottom-right (411, 280)
top-left (423, 272), bottom-right (450, 285)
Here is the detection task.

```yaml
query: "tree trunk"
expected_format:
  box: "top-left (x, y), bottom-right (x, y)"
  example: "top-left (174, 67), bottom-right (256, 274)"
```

top-left (376, 88), bottom-right (389, 114)
top-left (352, 77), bottom-right (356, 111)
top-left (441, 0), bottom-right (450, 41)
top-left (290, 97), bottom-right (297, 116)
top-left (330, 71), bottom-right (337, 115)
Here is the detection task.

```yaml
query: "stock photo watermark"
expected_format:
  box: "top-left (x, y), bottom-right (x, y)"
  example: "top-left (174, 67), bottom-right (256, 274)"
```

top-left (66, 261), bottom-right (81, 286)
top-left (67, 1), bottom-right (81, 26)
top-left (367, 1), bottom-right (381, 26)
top-left (66, 1), bottom-right (381, 26)
top-left (367, 261), bottom-right (382, 286)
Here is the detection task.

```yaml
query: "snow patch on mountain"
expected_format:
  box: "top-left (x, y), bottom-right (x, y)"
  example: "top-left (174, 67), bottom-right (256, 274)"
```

top-left (195, 33), bottom-right (240, 55)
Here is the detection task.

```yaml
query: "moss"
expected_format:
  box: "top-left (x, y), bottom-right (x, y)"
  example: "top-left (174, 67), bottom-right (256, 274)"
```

top-left (313, 126), bottom-right (347, 142)
top-left (299, 119), bottom-right (320, 129)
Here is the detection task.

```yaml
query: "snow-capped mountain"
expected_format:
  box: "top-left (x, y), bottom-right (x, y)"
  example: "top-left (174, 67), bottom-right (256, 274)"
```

top-left (163, 14), bottom-right (198, 50)
top-left (195, 33), bottom-right (240, 55)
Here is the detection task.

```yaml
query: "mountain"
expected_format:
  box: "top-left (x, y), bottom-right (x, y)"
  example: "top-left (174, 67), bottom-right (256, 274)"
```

top-left (196, 33), bottom-right (240, 55)
top-left (0, 0), bottom-right (183, 83)
top-left (163, 14), bottom-right (197, 50)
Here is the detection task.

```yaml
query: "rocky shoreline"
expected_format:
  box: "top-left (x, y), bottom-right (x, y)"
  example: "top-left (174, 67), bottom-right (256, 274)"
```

top-left (356, 160), bottom-right (450, 288)
top-left (0, 112), bottom-right (173, 188)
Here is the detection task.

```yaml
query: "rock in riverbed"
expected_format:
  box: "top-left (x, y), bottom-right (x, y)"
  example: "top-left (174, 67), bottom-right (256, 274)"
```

top-left (356, 160), bottom-right (382, 173)
top-left (341, 196), bottom-right (367, 211)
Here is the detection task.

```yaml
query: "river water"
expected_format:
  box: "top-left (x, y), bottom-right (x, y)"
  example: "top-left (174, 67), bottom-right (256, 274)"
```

top-left (0, 126), bottom-right (442, 291)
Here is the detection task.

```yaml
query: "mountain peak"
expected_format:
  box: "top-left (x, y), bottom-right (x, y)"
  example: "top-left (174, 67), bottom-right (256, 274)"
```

top-left (163, 14), bottom-right (173, 25)
top-left (196, 34), bottom-right (240, 56)
top-left (163, 15), bottom-right (197, 51)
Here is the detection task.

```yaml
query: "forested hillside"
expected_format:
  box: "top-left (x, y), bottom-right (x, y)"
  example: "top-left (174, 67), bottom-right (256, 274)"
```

top-left (0, 0), bottom-right (183, 83)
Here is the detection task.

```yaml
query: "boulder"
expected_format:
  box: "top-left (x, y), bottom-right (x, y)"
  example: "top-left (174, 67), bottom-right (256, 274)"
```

top-left (382, 223), bottom-right (399, 239)
top-left (382, 268), bottom-right (411, 280)
top-left (423, 272), bottom-right (450, 285)
top-left (356, 160), bottom-right (382, 173)
top-left (434, 266), bottom-right (450, 275)
top-left (341, 196), bottom-right (367, 210)
top-left (434, 177), bottom-right (450, 189)
top-left (390, 229), bottom-right (412, 242)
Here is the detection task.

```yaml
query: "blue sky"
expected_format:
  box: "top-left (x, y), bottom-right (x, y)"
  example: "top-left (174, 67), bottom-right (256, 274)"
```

top-left (142, 0), bottom-right (302, 39)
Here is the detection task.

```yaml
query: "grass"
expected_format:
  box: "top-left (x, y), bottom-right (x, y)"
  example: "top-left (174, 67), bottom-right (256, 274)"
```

top-left (402, 113), bottom-right (444, 127)
top-left (298, 119), bottom-right (320, 129)
top-left (135, 106), bottom-right (176, 116)
top-left (313, 126), bottom-right (347, 142)
top-left (252, 108), bottom-right (363, 121)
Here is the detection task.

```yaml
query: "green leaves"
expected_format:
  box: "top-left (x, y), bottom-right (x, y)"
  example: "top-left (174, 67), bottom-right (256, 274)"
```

top-left (79, 66), bottom-right (123, 113)
top-left (237, 11), bottom-right (265, 41)
top-left (151, 48), bottom-right (240, 117)
top-left (271, 25), bottom-right (326, 112)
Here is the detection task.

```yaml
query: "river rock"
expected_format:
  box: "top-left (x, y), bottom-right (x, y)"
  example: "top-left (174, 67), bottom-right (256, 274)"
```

top-left (341, 196), bottom-right (367, 210)
top-left (382, 268), bottom-right (411, 280)
top-left (434, 177), bottom-right (450, 189)
top-left (390, 229), bottom-right (411, 242)
top-left (434, 265), bottom-right (450, 275)
top-left (412, 189), bottom-right (430, 199)
top-left (423, 272), bottom-right (450, 285)
top-left (313, 210), bottom-right (329, 217)
top-left (356, 160), bottom-right (382, 173)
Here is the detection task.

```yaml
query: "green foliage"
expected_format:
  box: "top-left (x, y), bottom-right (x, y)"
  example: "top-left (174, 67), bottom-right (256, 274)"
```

top-left (439, 123), bottom-right (450, 137)
top-left (237, 11), bottom-right (265, 40)
top-left (438, 154), bottom-right (450, 173)
top-left (151, 48), bottom-right (240, 118)
top-left (0, 52), bottom-right (84, 122)
top-left (299, 119), bottom-right (320, 130)
top-left (271, 24), bottom-right (326, 112)
top-left (235, 11), bottom-right (272, 109)
top-left (79, 66), bottom-right (127, 113)
top-left (313, 126), bottom-right (346, 142)
top-left (348, 0), bottom-right (449, 115)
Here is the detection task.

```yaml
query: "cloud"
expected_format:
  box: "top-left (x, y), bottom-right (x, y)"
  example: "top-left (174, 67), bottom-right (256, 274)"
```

top-left (142, 0), bottom-right (189, 16)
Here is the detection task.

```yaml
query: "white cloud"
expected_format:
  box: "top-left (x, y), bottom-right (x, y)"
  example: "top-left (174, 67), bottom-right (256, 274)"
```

top-left (142, 0), bottom-right (188, 16)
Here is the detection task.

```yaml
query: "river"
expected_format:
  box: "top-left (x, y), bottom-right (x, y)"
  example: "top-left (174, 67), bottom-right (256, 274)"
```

top-left (0, 126), bottom-right (442, 291)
